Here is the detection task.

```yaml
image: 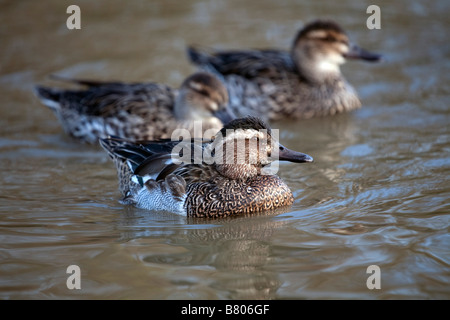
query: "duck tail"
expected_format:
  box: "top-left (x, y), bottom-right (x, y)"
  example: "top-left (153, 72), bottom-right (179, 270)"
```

top-left (99, 137), bottom-right (138, 199)
top-left (99, 136), bottom-right (127, 160)
top-left (186, 45), bottom-right (205, 64)
top-left (187, 45), bottom-right (216, 67)
top-left (187, 45), bottom-right (227, 81)
top-left (99, 136), bottom-right (150, 169)
top-left (33, 86), bottom-right (62, 111)
top-left (48, 74), bottom-right (122, 87)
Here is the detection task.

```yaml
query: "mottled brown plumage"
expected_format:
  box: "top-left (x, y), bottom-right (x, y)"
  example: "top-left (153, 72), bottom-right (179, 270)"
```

top-left (100, 116), bottom-right (313, 217)
top-left (34, 72), bottom-right (234, 143)
top-left (184, 174), bottom-right (294, 218)
top-left (187, 20), bottom-right (382, 121)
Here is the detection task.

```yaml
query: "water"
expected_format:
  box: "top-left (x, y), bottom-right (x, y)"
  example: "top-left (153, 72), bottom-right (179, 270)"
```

top-left (1, 0), bottom-right (449, 299)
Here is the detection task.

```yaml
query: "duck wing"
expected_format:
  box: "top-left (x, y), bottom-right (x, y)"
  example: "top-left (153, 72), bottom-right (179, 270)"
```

top-left (35, 76), bottom-right (175, 117)
top-left (100, 136), bottom-right (211, 182)
top-left (187, 46), bottom-right (295, 79)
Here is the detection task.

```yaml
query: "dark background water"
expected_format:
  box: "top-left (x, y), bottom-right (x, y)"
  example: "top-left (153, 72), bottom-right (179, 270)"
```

top-left (0, 0), bottom-right (449, 299)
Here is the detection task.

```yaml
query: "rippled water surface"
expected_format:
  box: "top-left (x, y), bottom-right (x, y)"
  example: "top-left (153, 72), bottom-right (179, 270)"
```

top-left (1, 0), bottom-right (449, 299)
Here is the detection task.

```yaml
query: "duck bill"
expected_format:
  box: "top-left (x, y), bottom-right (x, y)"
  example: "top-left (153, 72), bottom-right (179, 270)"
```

top-left (213, 107), bottom-right (236, 125)
top-left (278, 144), bottom-right (313, 163)
top-left (344, 44), bottom-right (382, 62)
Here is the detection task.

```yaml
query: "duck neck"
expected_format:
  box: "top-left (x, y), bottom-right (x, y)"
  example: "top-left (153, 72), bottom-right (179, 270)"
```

top-left (291, 47), bottom-right (343, 84)
top-left (214, 163), bottom-right (260, 181)
top-left (174, 91), bottom-right (191, 120)
top-left (174, 93), bottom-right (223, 132)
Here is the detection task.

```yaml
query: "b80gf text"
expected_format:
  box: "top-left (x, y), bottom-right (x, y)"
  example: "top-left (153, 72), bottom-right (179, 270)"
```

top-left (225, 304), bottom-right (269, 315)
top-left (181, 304), bottom-right (269, 317)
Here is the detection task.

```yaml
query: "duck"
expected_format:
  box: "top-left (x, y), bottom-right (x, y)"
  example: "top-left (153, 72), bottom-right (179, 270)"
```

top-left (34, 72), bottom-right (235, 144)
top-left (187, 20), bottom-right (382, 121)
top-left (100, 116), bottom-right (313, 218)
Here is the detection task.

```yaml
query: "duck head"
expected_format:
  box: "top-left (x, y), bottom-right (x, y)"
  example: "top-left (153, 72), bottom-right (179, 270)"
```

top-left (208, 117), bottom-right (313, 180)
top-left (174, 72), bottom-right (235, 126)
top-left (291, 20), bottom-right (382, 82)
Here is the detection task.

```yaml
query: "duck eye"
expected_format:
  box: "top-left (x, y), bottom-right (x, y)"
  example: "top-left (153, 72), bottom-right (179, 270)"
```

top-left (190, 82), bottom-right (211, 98)
top-left (197, 88), bottom-right (210, 97)
top-left (322, 35), bottom-right (335, 42)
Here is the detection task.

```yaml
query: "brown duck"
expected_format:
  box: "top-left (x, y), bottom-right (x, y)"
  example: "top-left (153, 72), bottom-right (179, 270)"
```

top-left (100, 116), bottom-right (313, 218)
top-left (34, 72), bottom-right (234, 143)
top-left (188, 20), bottom-right (382, 121)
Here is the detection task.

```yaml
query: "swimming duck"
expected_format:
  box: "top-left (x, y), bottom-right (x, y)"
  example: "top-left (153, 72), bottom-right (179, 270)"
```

top-left (187, 20), bottom-right (382, 121)
top-left (34, 72), bottom-right (235, 144)
top-left (100, 116), bottom-right (313, 218)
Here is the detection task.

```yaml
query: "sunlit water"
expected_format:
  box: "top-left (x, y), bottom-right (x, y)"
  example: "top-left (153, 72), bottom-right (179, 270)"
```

top-left (0, 0), bottom-right (449, 299)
